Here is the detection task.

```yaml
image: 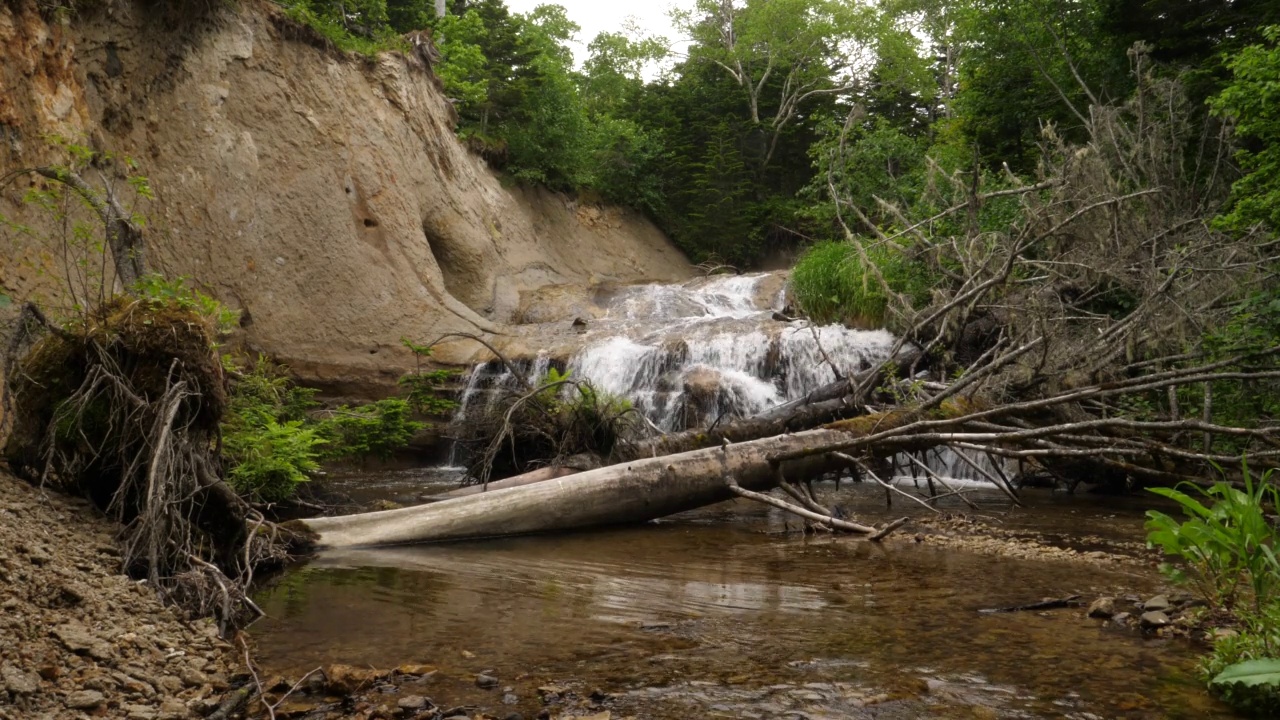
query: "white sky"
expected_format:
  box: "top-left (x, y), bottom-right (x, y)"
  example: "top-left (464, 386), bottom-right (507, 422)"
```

top-left (503, 0), bottom-right (696, 68)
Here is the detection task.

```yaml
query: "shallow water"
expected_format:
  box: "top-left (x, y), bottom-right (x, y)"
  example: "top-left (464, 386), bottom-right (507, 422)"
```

top-left (252, 480), bottom-right (1232, 719)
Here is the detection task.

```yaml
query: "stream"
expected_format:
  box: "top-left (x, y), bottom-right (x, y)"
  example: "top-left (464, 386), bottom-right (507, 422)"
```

top-left (253, 479), bottom-right (1228, 719)
top-left (251, 273), bottom-right (1232, 718)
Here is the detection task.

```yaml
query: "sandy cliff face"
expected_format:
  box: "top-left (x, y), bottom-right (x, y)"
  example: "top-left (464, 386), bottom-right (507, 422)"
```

top-left (0, 0), bottom-right (691, 391)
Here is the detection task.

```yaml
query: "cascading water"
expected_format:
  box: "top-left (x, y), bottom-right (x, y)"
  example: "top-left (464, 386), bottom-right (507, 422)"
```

top-left (453, 272), bottom-right (1007, 483)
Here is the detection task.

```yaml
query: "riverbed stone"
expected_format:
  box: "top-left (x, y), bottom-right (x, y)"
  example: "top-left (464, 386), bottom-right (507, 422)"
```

top-left (397, 695), bottom-right (428, 711)
top-left (66, 689), bottom-right (105, 709)
top-left (2, 663), bottom-right (40, 694)
top-left (476, 673), bottom-right (500, 689)
top-left (1140, 611), bottom-right (1171, 628)
top-left (1142, 594), bottom-right (1171, 612)
top-left (1086, 597), bottom-right (1116, 619)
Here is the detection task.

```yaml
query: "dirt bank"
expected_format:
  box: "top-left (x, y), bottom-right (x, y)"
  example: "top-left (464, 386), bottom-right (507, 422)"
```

top-left (0, 471), bottom-right (240, 720)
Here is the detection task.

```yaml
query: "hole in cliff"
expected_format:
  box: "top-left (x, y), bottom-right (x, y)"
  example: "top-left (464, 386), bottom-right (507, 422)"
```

top-left (423, 223), bottom-right (488, 315)
top-left (363, 218), bottom-right (378, 228)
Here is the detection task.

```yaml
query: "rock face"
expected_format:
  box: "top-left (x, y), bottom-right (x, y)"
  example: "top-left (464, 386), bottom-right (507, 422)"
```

top-left (0, 0), bottom-right (692, 392)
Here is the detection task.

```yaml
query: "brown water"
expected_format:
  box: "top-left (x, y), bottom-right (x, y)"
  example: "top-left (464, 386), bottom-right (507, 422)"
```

top-left (252, 479), bottom-right (1233, 719)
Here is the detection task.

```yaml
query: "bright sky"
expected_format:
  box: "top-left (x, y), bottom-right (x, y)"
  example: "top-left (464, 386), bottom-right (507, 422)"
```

top-left (503, 0), bottom-right (696, 68)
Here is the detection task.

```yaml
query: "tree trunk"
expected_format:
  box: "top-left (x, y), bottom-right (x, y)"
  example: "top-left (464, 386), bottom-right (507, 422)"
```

top-left (300, 429), bottom-right (854, 547)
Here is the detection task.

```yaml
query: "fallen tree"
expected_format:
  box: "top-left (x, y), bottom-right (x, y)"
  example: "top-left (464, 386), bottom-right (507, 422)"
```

top-left (298, 429), bottom-right (908, 547)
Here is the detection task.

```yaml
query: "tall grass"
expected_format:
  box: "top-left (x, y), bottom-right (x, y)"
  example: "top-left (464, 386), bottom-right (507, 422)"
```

top-left (789, 240), bottom-right (934, 328)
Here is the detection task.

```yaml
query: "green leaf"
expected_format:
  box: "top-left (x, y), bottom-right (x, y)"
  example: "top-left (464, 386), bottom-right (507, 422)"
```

top-left (1212, 659), bottom-right (1280, 688)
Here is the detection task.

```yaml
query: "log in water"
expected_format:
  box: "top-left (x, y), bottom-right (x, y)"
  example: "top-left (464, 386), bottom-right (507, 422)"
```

top-left (301, 429), bottom-right (852, 547)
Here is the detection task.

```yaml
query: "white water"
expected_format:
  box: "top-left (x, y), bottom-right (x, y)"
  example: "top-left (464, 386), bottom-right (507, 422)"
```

top-left (454, 272), bottom-right (1008, 483)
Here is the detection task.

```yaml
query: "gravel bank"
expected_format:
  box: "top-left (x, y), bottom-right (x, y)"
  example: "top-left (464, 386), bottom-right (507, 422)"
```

top-left (0, 471), bottom-right (241, 720)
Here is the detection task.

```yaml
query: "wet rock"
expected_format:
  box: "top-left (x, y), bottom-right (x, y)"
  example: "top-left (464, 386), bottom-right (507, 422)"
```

top-left (1142, 595), bottom-right (1171, 612)
top-left (502, 693), bottom-right (519, 705)
top-left (66, 689), bottom-right (106, 709)
top-left (1087, 597), bottom-right (1116, 619)
top-left (537, 685), bottom-right (568, 701)
top-left (1140, 611), bottom-right (1171, 628)
top-left (1111, 611), bottom-right (1132, 625)
top-left (476, 673), bottom-right (500, 689)
top-left (2, 663), bottom-right (40, 694)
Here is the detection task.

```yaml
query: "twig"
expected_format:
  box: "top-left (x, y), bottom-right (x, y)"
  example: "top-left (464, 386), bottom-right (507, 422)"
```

top-left (725, 476), bottom-right (877, 534)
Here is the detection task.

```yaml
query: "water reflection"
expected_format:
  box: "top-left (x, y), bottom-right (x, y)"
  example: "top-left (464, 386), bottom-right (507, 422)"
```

top-left (253, 486), bottom-right (1230, 719)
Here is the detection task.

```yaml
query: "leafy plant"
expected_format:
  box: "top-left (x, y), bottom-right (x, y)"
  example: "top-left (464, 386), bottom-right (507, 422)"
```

top-left (1145, 466), bottom-right (1280, 613)
top-left (224, 419), bottom-right (325, 503)
top-left (1146, 464), bottom-right (1280, 716)
top-left (398, 337), bottom-right (459, 416)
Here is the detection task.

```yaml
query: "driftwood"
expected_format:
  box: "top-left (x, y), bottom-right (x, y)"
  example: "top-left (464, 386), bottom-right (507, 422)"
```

top-left (301, 430), bottom-right (862, 547)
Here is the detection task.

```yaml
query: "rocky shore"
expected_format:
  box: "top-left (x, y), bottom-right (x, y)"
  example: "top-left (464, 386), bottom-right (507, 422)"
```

top-left (0, 470), bottom-right (240, 720)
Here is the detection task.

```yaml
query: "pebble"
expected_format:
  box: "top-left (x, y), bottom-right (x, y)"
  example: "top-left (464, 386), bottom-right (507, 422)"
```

top-left (476, 673), bottom-right (500, 689)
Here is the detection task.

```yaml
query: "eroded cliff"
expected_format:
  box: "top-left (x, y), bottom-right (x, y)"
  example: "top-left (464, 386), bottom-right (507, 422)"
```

top-left (0, 0), bottom-right (692, 392)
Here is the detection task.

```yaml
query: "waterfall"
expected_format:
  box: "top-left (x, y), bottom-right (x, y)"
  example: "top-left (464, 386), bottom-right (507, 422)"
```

top-left (451, 272), bottom-right (1005, 483)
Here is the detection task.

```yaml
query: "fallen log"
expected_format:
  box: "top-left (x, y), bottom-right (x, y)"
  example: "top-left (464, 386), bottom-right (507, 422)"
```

top-left (300, 430), bottom-right (857, 548)
top-left (426, 465), bottom-right (583, 502)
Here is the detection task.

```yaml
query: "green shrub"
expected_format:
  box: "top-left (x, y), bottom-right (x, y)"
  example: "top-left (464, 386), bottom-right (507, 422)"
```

top-left (318, 398), bottom-right (425, 461)
top-left (132, 274), bottom-right (240, 336)
top-left (790, 240), bottom-right (934, 328)
top-left (221, 358), bottom-right (324, 502)
top-left (221, 358), bottom-right (426, 500)
top-left (224, 419), bottom-right (325, 503)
